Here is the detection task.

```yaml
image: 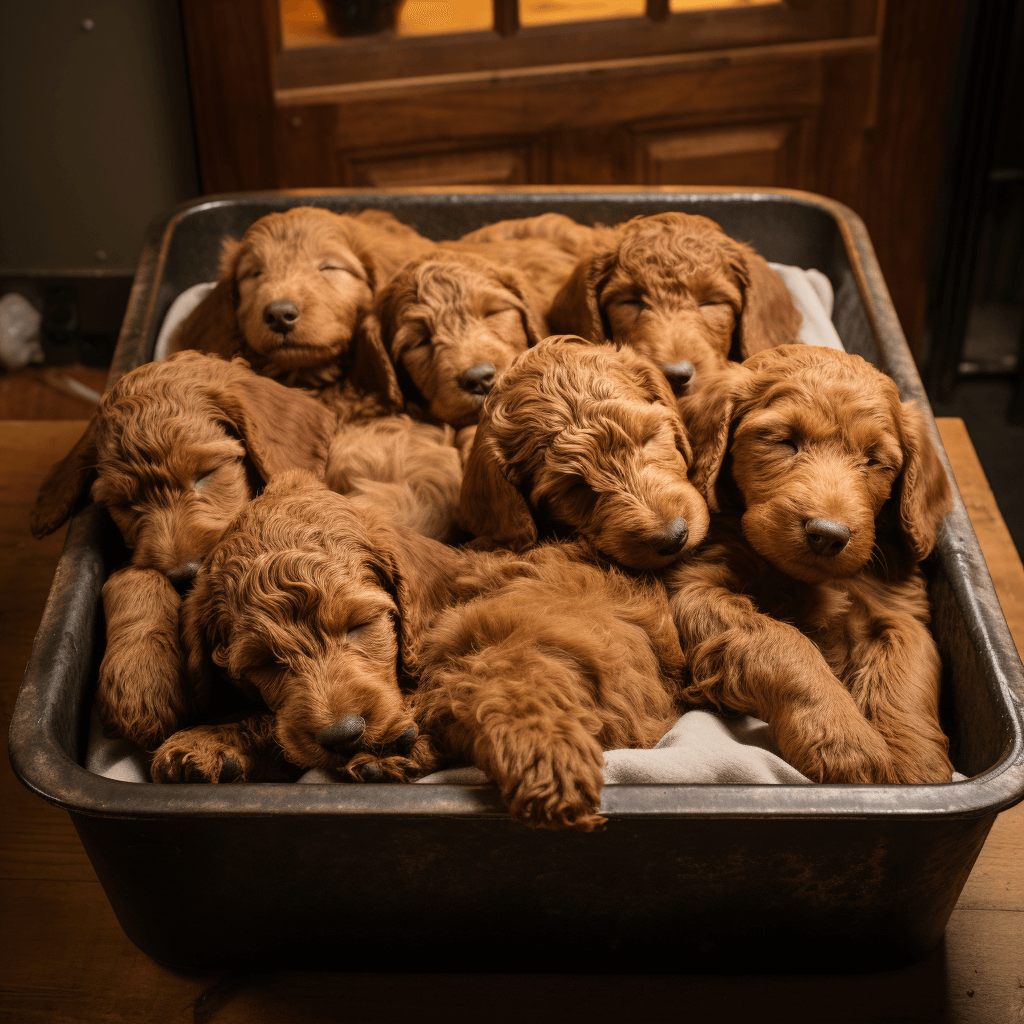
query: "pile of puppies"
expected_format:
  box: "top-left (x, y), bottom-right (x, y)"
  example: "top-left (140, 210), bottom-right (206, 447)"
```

top-left (31, 205), bottom-right (955, 831)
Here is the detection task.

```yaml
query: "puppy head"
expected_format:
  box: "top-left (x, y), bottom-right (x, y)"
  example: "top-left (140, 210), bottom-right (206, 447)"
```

top-left (459, 336), bottom-right (709, 570)
top-left (32, 351), bottom-right (335, 589)
top-left (548, 212), bottom-right (800, 387)
top-left (377, 250), bottom-right (546, 428)
top-left (191, 207), bottom-right (379, 374)
top-left (180, 472), bottom-right (418, 771)
top-left (680, 345), bottom-right (952, 583)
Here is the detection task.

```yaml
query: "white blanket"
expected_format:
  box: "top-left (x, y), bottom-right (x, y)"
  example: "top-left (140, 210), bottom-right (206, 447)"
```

top-left (87, 707), bottom-right (809, 786)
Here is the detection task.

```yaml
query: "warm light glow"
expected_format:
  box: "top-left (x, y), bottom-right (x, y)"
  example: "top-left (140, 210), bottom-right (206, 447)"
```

top-left (519, 0), bottom-right (644, 27)
top-left (669, 0), bottom-right (776, 10)
top-left (397, 0), bottom-right (492, 36)
top-left (280, 0), bottom-right (780, 47)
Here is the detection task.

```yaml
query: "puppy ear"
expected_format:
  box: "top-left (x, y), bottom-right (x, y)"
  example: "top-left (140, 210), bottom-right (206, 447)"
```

top-left (676, 368), bottom-right (744, 511)
top-left (731, 241), bottom-right (803, 359)
top-left (491, 265), bottom-right (549, 347)
top-left (894, 400), bottom-right (953, 561)
top-left (349, 314), bottom-right (403, 410)
top-left (362, 514), bottom-right (458, 681)
top-left (457, 412), bottom-right (538, 550)
top-left (209, 360), bottom-right (337, 483)
top-left (546, 250), bottom-right (615, 344)
top-left (168, 238), bottom-right (243, 358)
top-left (30, 415), bottom-right (101, 538)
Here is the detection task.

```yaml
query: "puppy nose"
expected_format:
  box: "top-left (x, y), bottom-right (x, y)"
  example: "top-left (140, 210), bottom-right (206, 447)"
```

top-left (316, 714), bottom-right (366, 755)
top-left (458, 363), bottom-right (496, 396)
top-left (659, 361), bottom-right (696, 394)
top-left (166, 562), bottom-right (201, 594)
top-left (263, 300), bottom-right (300, 334)
top-left (805, 518), bottom-right (851, 556)
top-left (650, 517), bottom-right (689, 557)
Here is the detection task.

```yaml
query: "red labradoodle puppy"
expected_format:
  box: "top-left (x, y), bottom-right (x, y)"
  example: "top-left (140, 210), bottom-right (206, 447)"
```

top-left (458, 335), bottom-right (709, 571)
top-left (666, 345), bottom-right (954, 784)
top-left (29, 350), bottom-right (337, 749)
top-left (169, 206), bottom-right (432, 419)
top-left (160, 473), bottom-right (684, 831)
top-left (547, 211), bottom-right (801, 389)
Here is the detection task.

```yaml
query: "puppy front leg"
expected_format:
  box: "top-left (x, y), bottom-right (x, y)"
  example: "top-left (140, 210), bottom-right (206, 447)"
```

top-left (417, 656), bottom-right (607, 831)
top-left (845, 581), bottom-right (953, 783)
top-left (97, 567), bottom-right (191, 750)
top-left (151, 712), bottom-right (298, 783)
top-left (669, 565), bottom-right (896, 784)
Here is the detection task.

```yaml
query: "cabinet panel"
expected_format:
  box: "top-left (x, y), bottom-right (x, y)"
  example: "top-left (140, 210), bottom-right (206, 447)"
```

top-left (633, 119), bottom-right (806, 186)
top-left (340, 141), bottom-right (548, 186)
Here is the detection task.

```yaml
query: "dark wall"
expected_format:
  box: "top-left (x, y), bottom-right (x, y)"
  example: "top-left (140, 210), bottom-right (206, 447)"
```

top-left (0, 1), bottom-right (199, 273)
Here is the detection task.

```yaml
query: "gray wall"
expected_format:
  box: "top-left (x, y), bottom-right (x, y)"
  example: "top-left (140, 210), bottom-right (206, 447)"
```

top-left (0, 1), bottom-right (199, 273)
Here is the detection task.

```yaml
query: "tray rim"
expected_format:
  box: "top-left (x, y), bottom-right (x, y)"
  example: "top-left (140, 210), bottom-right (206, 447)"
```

top-left (10, 186), bottom-right (1024, 824)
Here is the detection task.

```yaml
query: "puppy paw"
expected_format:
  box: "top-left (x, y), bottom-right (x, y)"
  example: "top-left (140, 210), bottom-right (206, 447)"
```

top-left (151, 722), bottom-right (271, 783)
top-left (496, 737), bottom-right (606, 831)
top-left (341, 727), bottom-right (437, 782)
top-left (776, 709), bottom-right (896, 784)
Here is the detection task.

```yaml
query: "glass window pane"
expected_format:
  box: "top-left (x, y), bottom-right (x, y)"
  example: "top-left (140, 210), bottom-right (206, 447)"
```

top-left (397, 0), bottom-right (492, 36)
top-left (519, 0), bottom-right (645, 28)
top-left (669, 0), bottom-right (778, 11)
top-left (281, 0), bottom-right (492, 46)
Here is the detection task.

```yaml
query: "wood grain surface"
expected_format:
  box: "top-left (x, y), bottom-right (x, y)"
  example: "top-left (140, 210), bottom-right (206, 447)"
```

top-left (1, 418), bottom-right (1021, 1024)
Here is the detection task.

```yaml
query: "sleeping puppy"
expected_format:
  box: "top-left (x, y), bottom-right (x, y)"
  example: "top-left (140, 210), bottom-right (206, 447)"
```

top-left (456, 212), bottom-right (598, 255)
top-left (371, 243), bottom-right (573, 429)
top-left (458, 335), bottom-right (709, 571)
top-left (547, 211), bottom-right (802, 389)
top-left (160, 472), bottom-right (684, 832)
top-left (169, 206), bottom-right (431, 418)
top-left (666, 345), bottom-right (954, 784)
top-left (30, 350), bottom-right (336, 748)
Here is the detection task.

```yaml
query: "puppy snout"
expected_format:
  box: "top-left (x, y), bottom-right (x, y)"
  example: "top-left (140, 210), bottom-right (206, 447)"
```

top-left (650, 517), bottom-right (689, 557)
top-left (659, 360), bottom-right (696, 394)
top-left (458, 363), bottom-right (496, 396)
top-left (315, 714), bottom-right (366, 754)
top-left (804, 518), bottom-right (851, 557)
top-left (166, 561), bottom-right (202, 594)
top-left (263, 300), bottom-right (300, 334)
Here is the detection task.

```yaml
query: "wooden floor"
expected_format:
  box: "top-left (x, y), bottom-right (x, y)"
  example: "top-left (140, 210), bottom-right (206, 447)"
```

top-left (1, 417), bottom-right (1022, 1024)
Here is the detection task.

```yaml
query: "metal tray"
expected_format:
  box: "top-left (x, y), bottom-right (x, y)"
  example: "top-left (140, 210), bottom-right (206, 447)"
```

top-left (10, 187), bottom-right (1024, 973)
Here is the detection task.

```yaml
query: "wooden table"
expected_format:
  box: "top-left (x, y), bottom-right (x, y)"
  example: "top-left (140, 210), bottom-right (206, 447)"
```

top-left (2, 419), bottom-right (1022, 1024)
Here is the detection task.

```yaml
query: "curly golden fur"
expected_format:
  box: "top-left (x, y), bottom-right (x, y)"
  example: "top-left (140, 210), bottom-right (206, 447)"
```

top-left (325, 413), bottom-right (463, 542)
top-left (459, 335), bottom-right (709, 571)
top-left (96, 567), bottom-right (189, 750)
top-left (547, 212), bottom-right (802, 386)
top-left (372, 241), bottom-right (577, 428)
top-left (665, 345), bottom-right (954, 783)
top-left (168, 206), bottom-right (431, 419)
top-left (170, 471), bottom-right (684, 829)
top-left (30, 350), bottom-right (336, 570)
top-left (457, 212), bottom-right (598, 254)
top-left (30, 351), bottom-right (337, 747)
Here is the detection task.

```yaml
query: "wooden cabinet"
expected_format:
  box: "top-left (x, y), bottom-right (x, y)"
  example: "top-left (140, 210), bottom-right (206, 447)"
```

top-left (180, 0), bottom-right (966, 352)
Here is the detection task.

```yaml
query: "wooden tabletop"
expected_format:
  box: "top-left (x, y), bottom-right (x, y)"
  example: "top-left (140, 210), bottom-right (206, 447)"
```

top-left (2, 418), bottom-right (1022, 1024)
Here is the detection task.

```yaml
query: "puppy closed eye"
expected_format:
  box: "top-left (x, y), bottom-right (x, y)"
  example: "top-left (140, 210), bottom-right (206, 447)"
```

top-left (699, 302), bottom-right (735, 329)
top-left (320, 263), bottom-right (358, 277)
